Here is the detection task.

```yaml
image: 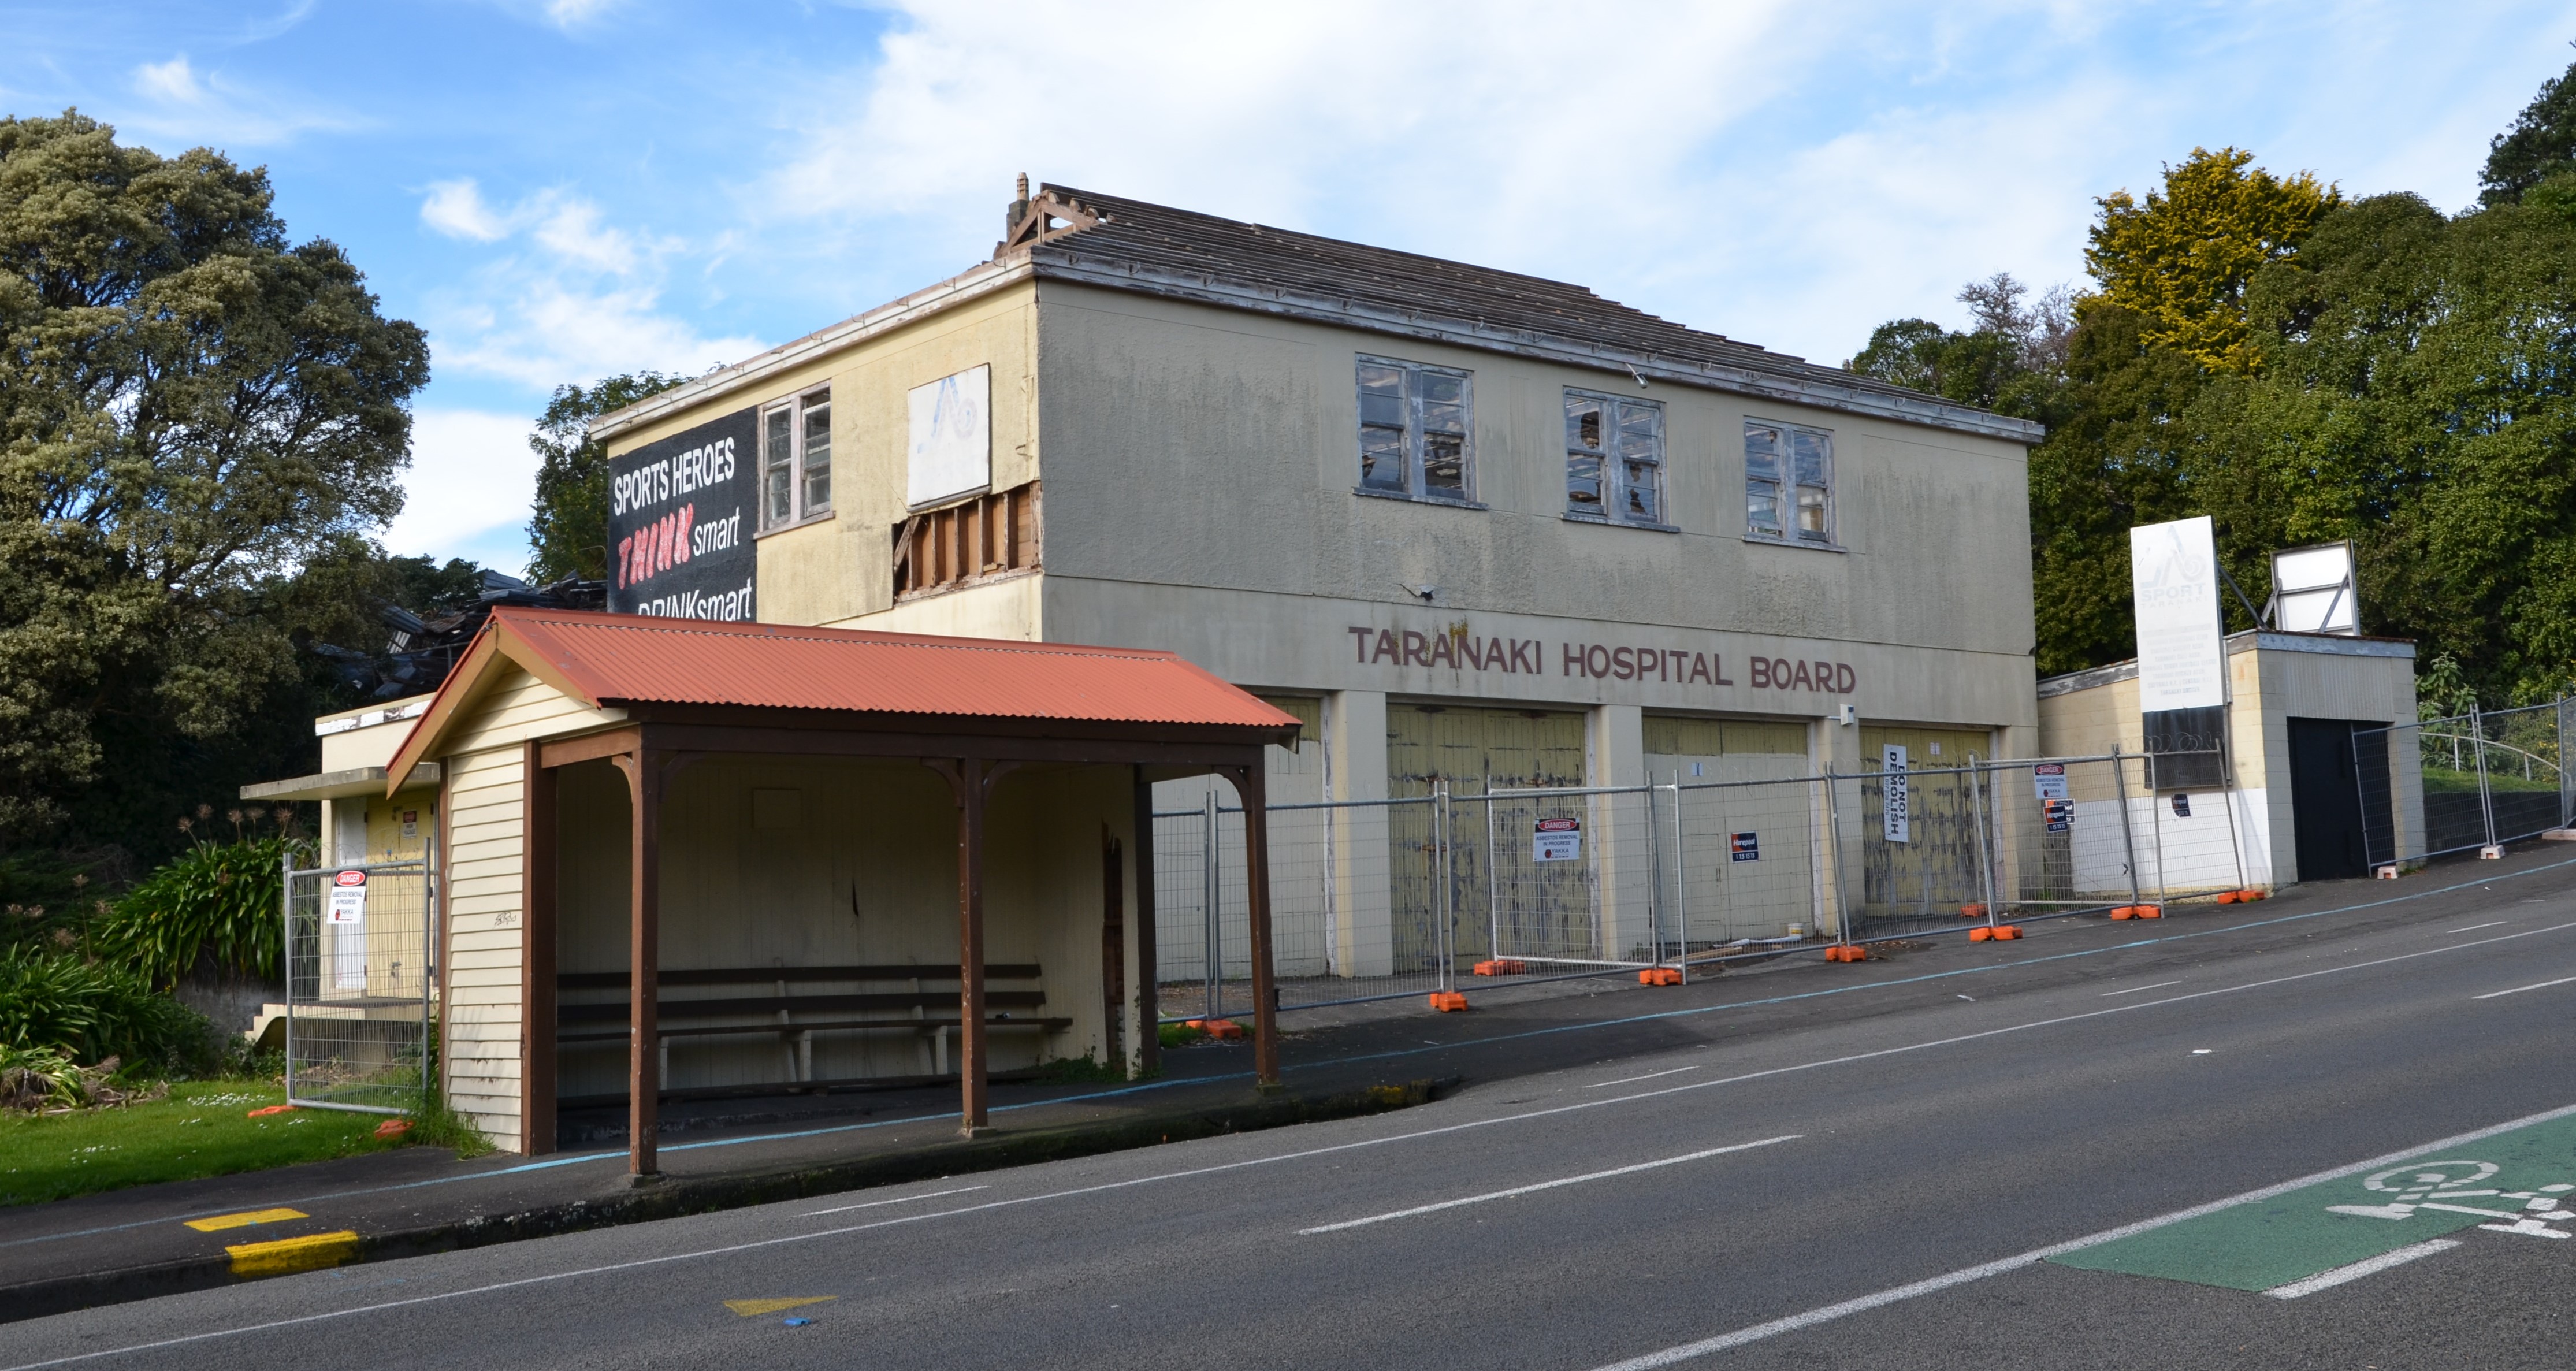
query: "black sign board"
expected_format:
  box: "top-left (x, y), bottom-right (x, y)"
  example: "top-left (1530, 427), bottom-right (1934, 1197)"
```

top-left (607, 407), bottom-right (757, 621)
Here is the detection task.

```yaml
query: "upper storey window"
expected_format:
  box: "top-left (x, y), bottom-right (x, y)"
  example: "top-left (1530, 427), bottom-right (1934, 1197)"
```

top-left (761, 386), bottom-right (832, 530)
top-left (1745, 419), bottom-right (1832, 545)
top-left (1564, 389), bottom-right (1666, 527)
top-left (1356, 356), bottom-right (1474, 504)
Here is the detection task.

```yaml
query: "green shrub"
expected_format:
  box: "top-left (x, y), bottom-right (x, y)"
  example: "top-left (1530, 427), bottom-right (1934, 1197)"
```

top-left (90, 837), bottom-right (304, 990)
top-left (0, 946), bottom-right (215, 1071)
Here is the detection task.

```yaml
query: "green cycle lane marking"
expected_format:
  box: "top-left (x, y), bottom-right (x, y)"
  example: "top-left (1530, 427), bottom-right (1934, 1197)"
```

top-left (2053, 1112), bottom-right (2576, 1292)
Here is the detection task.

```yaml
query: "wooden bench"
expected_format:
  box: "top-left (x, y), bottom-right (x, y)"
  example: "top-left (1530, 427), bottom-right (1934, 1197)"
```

top-left (555, 964), bottom-right (1066, 1082)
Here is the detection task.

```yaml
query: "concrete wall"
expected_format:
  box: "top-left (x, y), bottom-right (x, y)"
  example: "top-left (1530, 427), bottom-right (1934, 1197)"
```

top-left (1020, 283), bottom-right (2038, 739)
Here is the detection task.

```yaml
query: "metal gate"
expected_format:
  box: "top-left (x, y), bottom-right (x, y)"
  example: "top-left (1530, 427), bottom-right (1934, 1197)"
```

top-left (284, 857), bottom-right (435, 1114)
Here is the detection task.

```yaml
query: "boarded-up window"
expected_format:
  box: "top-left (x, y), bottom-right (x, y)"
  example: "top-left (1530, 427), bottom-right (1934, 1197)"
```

top-left (1643, 715), bottom-right (1808, 757)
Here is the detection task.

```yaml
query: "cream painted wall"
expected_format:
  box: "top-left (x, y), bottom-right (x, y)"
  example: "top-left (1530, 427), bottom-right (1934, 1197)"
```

top-left (552, 755), bottom-right (1131, 1098)
top-left (433, 665), bottom-right (629, 1150)
top-left (604, 283), bottom-right (1043, 630)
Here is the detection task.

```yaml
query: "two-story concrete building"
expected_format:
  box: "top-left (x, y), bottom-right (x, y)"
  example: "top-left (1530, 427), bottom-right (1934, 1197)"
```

top-left (601, 187), bottom-right (2039, 823)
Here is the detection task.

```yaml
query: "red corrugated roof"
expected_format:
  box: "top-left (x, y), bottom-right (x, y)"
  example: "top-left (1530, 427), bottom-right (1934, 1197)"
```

top-left (484, 607), bottom-right (1296, 727)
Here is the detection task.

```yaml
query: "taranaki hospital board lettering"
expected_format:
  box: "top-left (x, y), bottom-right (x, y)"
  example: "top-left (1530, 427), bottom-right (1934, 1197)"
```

top-left (608, 406), bottom-right (756, 621)
top-left (1343, 625), bottom-right (1858, 696)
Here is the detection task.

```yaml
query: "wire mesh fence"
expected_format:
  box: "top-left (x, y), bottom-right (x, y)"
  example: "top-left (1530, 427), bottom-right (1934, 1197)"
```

top-left (2356, 702), bottom-right (2571, 868)
top-left (285, 858), bottom-right (434, 1114)
top-left (1150, 749), bottom-right (2291, 1019)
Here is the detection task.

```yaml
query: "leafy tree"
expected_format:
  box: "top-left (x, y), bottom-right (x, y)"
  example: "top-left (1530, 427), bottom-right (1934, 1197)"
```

top-left (2482, 53), bottom-right (2576, 205)
top-left (2083, 147), bottom-right (2340, 373)
top-left (0, 112), bottom-right (428, 837)
top-left (1846, 273), bottom-right (2073, 421)
top-left (526, 372), bottom-right (686, 582)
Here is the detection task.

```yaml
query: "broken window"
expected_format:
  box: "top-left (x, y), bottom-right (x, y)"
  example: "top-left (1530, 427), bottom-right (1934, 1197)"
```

top-left (1745, 419), bottom-right (1833, 545)
top-left (761, 385), bottom-right (833, 531)
top-left (1355, 356), bottom-right (1474, 503)
top-left (1565, 389), bottom-right (1665, 526)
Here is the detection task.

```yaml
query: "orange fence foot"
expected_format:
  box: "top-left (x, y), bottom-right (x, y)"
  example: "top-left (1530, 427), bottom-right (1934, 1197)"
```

top-left (2109, 906), bottom-right (2135, 920)
top-left (1824, 945), bottom-right (1867, 962)
top-left (2134, 905), bottom-right (2163, 918)
top-left (1960, 903), bottom-right (1987, 917)
top-left (1429, 991), bottom-right (1469, 1012)
top-left (1201, 1019), bottom-right (1246, 1039)
top-left (1991, 924), bottom-right (2022, 940)
top-left (1473, 959), bottom-right (1526, 977)
top-left (1638, 967), bottom-right (1683, 986)
top-left (1969, 927), bottom-right (1993, 942)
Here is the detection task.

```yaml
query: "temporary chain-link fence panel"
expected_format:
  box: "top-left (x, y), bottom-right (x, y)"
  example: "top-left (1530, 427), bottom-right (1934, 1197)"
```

top-left (285, 859), bottom-right (433, 1114)
top-left (1146, 726), bottom-right (2556, 1020)
top-left (2357, 703), bottom-right (2569, 868)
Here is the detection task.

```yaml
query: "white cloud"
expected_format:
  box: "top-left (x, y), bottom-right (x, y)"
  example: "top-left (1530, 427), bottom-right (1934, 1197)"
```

top-left (738, 0), bottom-right (2568, 364)
top-left (386, 408), bottom-right (540, 565)
top-left (132, 56), bottom-right (204, 103)
top-left (121, 51), bottom-right (352, 146)
top-left (421, 179), bottom-right (512, 242)
top-left (416, 179), bottom-right (760, 390)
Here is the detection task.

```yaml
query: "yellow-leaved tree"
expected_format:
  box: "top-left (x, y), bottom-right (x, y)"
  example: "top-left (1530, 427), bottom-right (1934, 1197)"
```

top-left (2081, 147), bottom-right (2340, 373)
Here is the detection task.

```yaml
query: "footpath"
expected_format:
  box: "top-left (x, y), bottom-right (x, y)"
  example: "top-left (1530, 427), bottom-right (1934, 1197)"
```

top-left (8, 845), bottom-right (2573, 1324)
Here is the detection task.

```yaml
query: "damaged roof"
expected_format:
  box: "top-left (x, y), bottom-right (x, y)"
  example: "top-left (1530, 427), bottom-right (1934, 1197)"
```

top-left (591, 183), bottom-right (2041, 445)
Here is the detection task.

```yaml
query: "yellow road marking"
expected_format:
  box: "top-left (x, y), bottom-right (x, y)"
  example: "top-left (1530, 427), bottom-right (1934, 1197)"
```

top-left (184, 1207), bottom-right (308, 1232)
top-left (226, 1231), bottom-right (360, 1277)
top-left (724, 1296), bottom-right (836, 1317)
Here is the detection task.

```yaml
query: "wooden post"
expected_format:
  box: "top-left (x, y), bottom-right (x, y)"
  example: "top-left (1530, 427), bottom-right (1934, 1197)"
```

top-left (612, 745), bottom-right (662, 1177)
top-left (1232, 763), bottom-right (1281, 1091)
top-left (1131, 766), bottom-right (1159, 1079)
top-left (521, 743), bottom-right (559, 1157)
top-left (956, 759), bottom-right (993, 1134)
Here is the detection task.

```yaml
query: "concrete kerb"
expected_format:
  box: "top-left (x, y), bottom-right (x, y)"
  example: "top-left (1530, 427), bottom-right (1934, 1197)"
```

top-left (0, 1076), bottom-right (1449, 1326)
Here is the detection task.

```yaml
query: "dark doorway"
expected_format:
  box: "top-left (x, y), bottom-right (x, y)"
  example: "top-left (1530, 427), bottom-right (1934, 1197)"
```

top-left (2288, 718), bottom-right (2388, 880)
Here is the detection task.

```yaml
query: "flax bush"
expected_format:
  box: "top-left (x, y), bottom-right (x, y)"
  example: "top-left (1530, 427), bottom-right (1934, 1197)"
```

top-left (89, 836), bottom-right (302, 990)
top-left (0, 946), bottom-right (212, 1068)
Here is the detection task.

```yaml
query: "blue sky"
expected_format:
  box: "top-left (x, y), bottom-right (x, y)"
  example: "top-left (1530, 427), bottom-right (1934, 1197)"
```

top-left (6, 1), bottom-right (2571, 574)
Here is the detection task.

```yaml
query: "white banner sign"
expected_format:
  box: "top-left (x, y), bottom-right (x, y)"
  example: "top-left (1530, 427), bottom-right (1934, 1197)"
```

top-left (906, 364), bottom-right (992, 508)
top-left (1533, 816), bottom-right (1582, 862)
top-left (1882, 744), bottom-right (1910, 844)
top-left (2130, 515), bottom-right (2228, 712)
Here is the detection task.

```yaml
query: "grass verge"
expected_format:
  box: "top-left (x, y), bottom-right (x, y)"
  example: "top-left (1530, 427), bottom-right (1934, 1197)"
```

top-left (1, 1082), bottom-right (402, 1206)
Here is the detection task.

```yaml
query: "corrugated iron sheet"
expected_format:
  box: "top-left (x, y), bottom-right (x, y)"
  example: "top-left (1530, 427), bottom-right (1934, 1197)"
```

top-left (494, 608), bottom-right (1297, 728)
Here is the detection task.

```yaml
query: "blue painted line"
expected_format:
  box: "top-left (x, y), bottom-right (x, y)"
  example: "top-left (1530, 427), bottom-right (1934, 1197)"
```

top-left (14, 854), bottom-right (2567, 1251)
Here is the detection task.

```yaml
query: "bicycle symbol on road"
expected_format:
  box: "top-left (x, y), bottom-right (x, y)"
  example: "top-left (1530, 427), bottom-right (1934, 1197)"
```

top-left (2326, 1160), bottom-right (2576, 1239)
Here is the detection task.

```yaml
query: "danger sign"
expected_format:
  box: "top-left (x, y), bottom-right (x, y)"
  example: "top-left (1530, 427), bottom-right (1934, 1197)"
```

top-left (1533, 816), bottom-right (1582, 863)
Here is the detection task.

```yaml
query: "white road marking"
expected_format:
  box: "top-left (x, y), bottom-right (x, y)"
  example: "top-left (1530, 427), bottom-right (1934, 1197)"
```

top-left (2101, 980), bottom-right (2183, 997)
top-left (2474, 975), bottom-right (2576, 1000)
top-left (801, 1185), bottom-right (986, 1216)
top-left (1299, 1136), bottom-right (1798, 1235)
top-left (15, 922), bottom-right (2576, 1371)
top-left (2451, 922), bottom-right (2508, 934)
top-left (1587, 1065), bottom-right (1700, 1088)
top-left (1582, 1100), bottom-right (2576, 1370)
top-left (2263, 1239), bottom-right (2460, 1299)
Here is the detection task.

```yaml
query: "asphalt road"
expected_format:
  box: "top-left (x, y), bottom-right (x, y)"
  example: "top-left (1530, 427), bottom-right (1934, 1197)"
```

top-left (9, 860), bottom-right (2576, 1370)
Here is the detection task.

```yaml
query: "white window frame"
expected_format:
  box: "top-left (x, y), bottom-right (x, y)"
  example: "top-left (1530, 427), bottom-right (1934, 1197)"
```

top-left (760, 385), bottom-right (833, 533)
top-left (1563, 388), bottom-right (1670, 529)
top-left (1744, 418), bottom-right (1836, 547)
top-left (1354, 355), bottom-right (1478, 506)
